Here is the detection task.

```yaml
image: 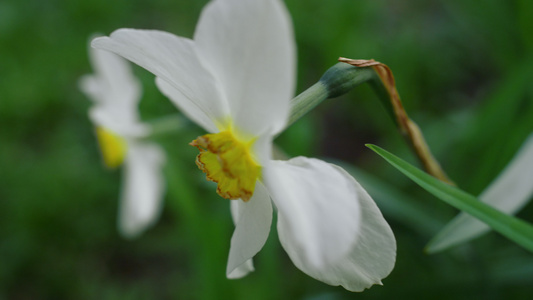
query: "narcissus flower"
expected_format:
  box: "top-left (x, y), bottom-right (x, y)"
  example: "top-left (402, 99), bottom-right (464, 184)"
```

top-left (79, 41), bottom-right (165, 238)
top-left (93, 0), bottom-right (395, 291)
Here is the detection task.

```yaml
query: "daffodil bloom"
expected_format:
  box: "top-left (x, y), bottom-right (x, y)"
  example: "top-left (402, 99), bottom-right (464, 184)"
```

top-left (92, 0), bottom-right (395, 291)
top-left (79, 42), bottom-right (166, 238)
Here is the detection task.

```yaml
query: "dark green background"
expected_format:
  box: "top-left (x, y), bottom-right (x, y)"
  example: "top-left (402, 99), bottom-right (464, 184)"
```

top-left (1, 0), bottom-right (532, 299)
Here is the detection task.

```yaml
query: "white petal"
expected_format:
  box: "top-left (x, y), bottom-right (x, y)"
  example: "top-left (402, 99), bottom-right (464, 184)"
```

top-left (195, 0), bottom-right (296, 136)
top-left (155, 77), bottom-right (217, 133)
top-left (264, 158), bottom-right (396, 291)
top-left (250, 133), bottom-right (274, 167)
top-left (293, 169), bottom-right (397, 292)
top-left (119, 142), bottom-right (166, 238)
top-left (227, 259), bottom-right (255, 279)
top-left (79, 40), bottom-right (142, 132)
top-left (227, 200), bottom-right (254, 279)
top-left (92, 29), bottom-right (228, 132)
top-left (88, 107), bottom-right (150, 138)
top-left (263, 157), bottom-right (361, 268)
top-left (427, 133), bottom-right (533, 252)
top-left (226, 182), bottom-right (272, 278)
top-left (85, 40), bottom-right (141, 106)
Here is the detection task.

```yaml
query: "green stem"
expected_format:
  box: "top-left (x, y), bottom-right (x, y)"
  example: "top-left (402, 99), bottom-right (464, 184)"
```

top-left (288, 63), bottom-right (376, 127)
top-left (147, 114), bottom-right (188, 138)
top-left (288, 82), bottom-right (328, 126)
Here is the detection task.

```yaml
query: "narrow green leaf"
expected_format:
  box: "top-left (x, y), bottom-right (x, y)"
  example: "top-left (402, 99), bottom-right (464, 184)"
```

top-left (367, 144), bottom-right (533, 253)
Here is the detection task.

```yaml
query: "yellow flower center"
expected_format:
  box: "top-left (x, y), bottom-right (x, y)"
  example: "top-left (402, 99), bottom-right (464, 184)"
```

top-left (190, 130), bottom-right (261, 202)
top-left (95, 126), bottom-right (127, 169)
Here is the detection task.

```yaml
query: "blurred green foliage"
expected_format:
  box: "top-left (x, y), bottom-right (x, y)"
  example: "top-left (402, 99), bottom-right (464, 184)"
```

top-left (1, 0), bottom-right (532, 299)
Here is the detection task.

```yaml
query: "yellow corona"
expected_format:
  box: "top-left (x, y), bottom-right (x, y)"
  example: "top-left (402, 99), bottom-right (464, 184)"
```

top-left (95, 126), bottom-right (127, 169)
top-left (190, 130), bottom-right (261, 202)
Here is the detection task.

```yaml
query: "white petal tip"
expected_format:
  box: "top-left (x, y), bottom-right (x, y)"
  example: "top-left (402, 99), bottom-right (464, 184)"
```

top-left (226, 268), bottom-right (255, 280)
top-left (342, 279), bottom-right (384, 293)
top-left (90, 36), bottom-right (108, 49)
top-left (226, 259), bottom-right (255, 279)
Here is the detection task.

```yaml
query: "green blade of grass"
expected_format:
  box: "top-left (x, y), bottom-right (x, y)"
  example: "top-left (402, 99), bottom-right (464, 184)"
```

top-left (367, 144), bottom-right (533, 253)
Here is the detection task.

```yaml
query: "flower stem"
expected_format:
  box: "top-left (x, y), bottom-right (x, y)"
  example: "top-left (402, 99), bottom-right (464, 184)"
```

top-left (288, 82), bottom-right (328, 126)
top-left (147, 114), bottom-right (188, 138)
top-left (287, 63), bottom-right (375, 127)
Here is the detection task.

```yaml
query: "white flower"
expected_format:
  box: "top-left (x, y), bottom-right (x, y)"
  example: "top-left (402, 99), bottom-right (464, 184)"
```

top-left (427, 133), bottom-right (533, 252)
top-left (79, 40), bottom-right (166, 238)
top-left (92, 0), bottom-right (395, 292)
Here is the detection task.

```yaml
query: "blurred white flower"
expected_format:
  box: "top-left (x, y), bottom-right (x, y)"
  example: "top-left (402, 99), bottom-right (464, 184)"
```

top-left (427, 133), bottom-right (533, 252)
top-left (92, 0), bottom-right (395, 291)
top-left (79, 40), bottom-right (166, 238)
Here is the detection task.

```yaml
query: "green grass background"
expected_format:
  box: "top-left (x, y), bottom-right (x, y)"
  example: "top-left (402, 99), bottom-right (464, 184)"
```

top-left (1, 0), bottom-right (532, 299)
